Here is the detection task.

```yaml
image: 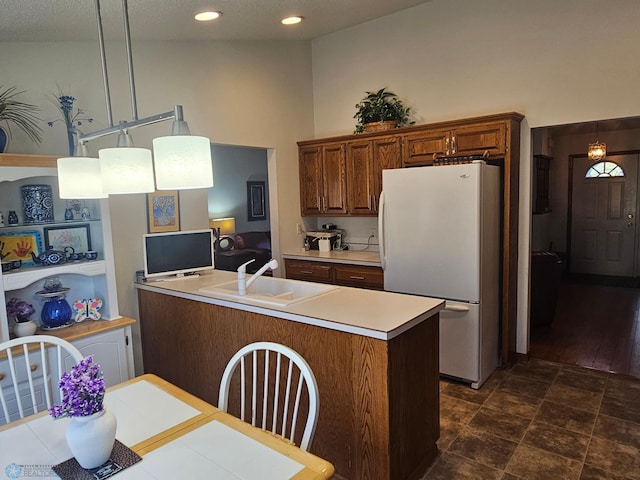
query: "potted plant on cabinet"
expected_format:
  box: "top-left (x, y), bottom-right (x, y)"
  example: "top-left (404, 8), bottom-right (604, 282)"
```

top-left (353, 87), bottom-right (415, 134)
top-left (6, 297), bottom-right (37, 337)
top-left (0, 85), bottom-right (43, 153)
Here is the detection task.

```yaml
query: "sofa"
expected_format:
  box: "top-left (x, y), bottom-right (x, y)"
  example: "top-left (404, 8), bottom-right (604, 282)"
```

top-left (215, 231), bottom-right (271, 274)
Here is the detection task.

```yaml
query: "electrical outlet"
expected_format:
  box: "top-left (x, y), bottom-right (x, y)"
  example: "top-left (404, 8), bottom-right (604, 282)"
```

top-left (296, 223), bottom-right (303, 235)
top-left (369, 228), bottom-right (376, 238)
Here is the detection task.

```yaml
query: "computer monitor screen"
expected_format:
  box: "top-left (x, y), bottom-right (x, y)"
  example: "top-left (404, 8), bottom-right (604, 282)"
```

top-left (143, 229), bottom-right (214, 279)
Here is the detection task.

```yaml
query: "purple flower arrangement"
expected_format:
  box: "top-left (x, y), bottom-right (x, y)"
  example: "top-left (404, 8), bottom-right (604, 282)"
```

top-left (49, 355), bottom-right (105, 419)
top-left (6, 297), bottom-right (35, 322)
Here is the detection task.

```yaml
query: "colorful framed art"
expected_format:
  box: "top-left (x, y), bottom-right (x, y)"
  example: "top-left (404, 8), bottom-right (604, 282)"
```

top-left (0, 230), bottom-right (43, 266)
top-left (146, 190), bottom-right (180, 233)
top-left (43, 224), bottom-right (91, 252)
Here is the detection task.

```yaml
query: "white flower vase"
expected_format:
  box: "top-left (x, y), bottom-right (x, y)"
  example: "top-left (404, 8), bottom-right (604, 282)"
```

top-left (14, 320), bottom-right (37, 337)
top-left (66, 409), bottom-right (117, 469)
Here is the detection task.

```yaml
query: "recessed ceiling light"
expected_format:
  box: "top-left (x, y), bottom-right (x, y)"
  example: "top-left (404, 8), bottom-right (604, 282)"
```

top-left (195, 11), bottom-right (221, 22)
top-left (281, 16), bottom-right (303, 26)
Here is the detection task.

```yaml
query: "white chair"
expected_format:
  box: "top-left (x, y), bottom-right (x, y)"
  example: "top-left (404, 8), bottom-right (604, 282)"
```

top-left (0, 335), bottom-right (83, 424)
top-left (218, 341), bottom-right (319, 451)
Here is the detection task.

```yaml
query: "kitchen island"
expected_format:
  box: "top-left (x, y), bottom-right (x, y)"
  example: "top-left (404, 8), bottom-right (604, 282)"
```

top-left (136, 270), bottom-right (444, 480)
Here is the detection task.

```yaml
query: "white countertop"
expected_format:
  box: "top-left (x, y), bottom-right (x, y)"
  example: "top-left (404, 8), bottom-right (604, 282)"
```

top-left (282, 249), bottom-right (381, 266)
top-left (135, 270), bottom-right (443, 340)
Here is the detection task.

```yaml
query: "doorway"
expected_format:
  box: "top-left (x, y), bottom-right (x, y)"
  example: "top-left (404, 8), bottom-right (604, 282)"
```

top-left (529, 118), bottom-right (640, 378)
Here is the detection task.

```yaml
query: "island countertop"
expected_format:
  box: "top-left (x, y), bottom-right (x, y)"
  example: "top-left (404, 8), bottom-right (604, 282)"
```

top-left (135, 270), bottom-right (443, 340)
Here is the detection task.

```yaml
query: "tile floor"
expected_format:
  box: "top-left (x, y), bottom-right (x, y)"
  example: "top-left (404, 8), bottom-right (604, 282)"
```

top-left (422, 359), bottom-right (640, 480)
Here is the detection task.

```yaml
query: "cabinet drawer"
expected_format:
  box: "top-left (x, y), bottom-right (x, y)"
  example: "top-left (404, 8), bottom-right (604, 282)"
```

top-left (334, 264), bottom-right (383, 290)
top-left (285, 260), bottom-right (333, 283)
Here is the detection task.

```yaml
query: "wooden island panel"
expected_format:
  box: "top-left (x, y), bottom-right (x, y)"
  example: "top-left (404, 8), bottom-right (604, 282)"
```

top-left (138, 289), bottom-right (439, 480)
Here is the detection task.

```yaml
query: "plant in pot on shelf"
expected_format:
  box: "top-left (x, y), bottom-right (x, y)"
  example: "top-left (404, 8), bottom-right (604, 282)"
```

top-left (0, 85), bottom-right (43, 153)
top-left (6, 297), bottom-right (37, 337)
top-left (50, 355), bottom-right (117, 469)
top-left (353, 87), bottom-right (415, 134)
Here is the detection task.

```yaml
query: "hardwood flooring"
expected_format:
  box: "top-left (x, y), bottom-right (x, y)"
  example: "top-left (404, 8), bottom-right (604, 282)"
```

top-left (529, 279), bottom-right (640, 379)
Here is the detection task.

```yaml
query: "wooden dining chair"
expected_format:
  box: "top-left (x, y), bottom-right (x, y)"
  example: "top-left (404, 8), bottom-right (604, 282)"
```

top-left (0, 335), bottom-right (83, 425)
top-left (218, 341), bottom-right (319, 451)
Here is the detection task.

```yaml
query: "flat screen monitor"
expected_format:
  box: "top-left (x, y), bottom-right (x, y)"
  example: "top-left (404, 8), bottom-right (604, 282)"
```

top-left (143, 229), bottom-right (214, 279)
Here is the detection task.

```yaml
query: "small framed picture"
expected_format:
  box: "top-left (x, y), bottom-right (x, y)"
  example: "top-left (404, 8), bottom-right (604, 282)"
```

top-left (247, 181), bottom-right (266, 221)
top-left (146, 190), bottom-right (180, 233)
top-left (44, 224), bottom-right (91, 252)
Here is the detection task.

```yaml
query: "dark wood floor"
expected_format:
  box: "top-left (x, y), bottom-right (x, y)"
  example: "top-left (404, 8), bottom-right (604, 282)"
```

top-left (529, 279), bottom-right (640, 379)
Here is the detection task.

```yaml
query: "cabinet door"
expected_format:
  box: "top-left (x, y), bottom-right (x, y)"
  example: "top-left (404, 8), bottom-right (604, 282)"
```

top-left (63, 328), bottom-right (133, 387)
top-left (372, 135), bottom-right (402, 208)
top-left (451, 121), bottom-right (506, 156)
top-left (321, 143), bottom-right (348, 214)
top-left (402, 129), bottom-right (449, 166)
top-left (346, 140), bottom-right (376, 215)
top-left (284, 259), bottom-right (333, 283)
top-left (334, 264), bottom-right (384, 290)
top-left (299, 146), bottom-right (324, 215)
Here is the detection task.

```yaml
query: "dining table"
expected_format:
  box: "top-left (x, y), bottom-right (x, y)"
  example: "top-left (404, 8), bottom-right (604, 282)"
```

top-left (0, 374), bottom-right (334, 479)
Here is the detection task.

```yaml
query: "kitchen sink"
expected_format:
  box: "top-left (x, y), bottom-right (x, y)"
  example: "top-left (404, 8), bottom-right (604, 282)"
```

top-left (199, 276), bottom-right (338, 306)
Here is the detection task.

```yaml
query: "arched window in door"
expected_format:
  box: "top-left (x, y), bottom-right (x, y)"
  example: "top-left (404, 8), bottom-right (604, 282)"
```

top-left (585, 161), bottom-right (625, 178)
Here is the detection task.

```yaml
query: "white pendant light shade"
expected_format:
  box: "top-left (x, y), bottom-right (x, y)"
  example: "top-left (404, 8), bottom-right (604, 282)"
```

top-left (57, 157), bottom-right (107, 199)
top-left (99, 147), bottom-right (155, 194)
top-left (152, 136), bottom-right (213, 190)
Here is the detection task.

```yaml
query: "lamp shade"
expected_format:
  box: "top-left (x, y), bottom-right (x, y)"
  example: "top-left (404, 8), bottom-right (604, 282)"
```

top-left (152, 135), bottom-right (213, 190)
top-left (588, 141), bottom-right (607, 161)
top-left (99, 147), bottom-right (155, 194)
top-left (209, 217), bottom-right (236, 235)
top-left (57, 157), bottom-right (107, 199)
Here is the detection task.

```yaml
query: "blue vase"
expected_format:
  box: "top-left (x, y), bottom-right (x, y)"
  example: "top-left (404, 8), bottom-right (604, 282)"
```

top-left (41, 294), bottom-right (72, 328)
top-left (21, 184), bottom-right (54, 224)
top-left (0, 126), bottom-right (7, 153)
top-left (65, 208), bottom-right (74, 221)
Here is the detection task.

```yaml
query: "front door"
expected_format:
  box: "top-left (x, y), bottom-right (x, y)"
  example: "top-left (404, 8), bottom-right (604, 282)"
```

top-left (570, 154), bottom-right (638, 276)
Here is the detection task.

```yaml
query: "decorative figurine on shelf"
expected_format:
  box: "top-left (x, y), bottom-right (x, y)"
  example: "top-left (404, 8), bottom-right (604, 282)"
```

top-left (7, 210), bottom-right (18, 225)
top-left (81, 207), bottom-right (90, 221)
top-left (72, 298), bottom-right (103, 322)
top-left (64, 207), bottom-right (74, 221)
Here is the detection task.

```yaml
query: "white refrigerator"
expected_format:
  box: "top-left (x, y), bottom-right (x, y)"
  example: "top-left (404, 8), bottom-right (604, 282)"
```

top-left (378, 161), bottom-right (500, 389)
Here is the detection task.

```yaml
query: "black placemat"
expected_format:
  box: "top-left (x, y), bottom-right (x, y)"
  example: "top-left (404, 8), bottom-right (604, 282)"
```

top-left (52, 440), bottom-right (142, 480)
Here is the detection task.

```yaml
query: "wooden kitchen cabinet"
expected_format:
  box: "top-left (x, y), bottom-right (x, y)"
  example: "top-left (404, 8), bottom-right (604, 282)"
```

top-left (402, 121), bottom-right (506, 166)
top-left (299, 143), bottom-right (347, 215)
top-left (346, 135), bottom-right (402, 215)
top-left (298, 111), bottom-right (524, 367)
top-left (285, 258), bottom-right (383, 290)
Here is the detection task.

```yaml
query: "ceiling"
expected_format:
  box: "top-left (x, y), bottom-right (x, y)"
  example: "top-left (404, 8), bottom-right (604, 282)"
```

top-left (0, 0), bottom-right (432, 42)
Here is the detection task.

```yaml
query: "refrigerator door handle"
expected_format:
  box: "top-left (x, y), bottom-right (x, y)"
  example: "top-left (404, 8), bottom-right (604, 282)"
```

top-left (443, 304), bottom-right (470, 312)
top-left (378, 191), bottom-right (386, 270)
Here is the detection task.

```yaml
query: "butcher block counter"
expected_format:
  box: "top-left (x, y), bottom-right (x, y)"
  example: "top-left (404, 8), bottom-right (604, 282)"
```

top-left (136, 270), bottom-right (444, 480)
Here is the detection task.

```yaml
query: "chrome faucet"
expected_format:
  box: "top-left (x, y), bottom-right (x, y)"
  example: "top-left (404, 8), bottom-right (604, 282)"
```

top-left (237, 258), bottom-right (279, 295)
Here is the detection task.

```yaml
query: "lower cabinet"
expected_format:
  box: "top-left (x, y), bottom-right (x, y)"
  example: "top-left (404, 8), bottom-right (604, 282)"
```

top-left (284, 259), bottom-right (383, 290)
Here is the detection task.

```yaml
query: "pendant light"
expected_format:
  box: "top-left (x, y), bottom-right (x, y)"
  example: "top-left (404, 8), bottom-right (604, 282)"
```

top-left (57, 142), bottom-right (107, 199)
top-left (56, 0), bottom-right (213, 198)
top-left (588, 121), bottom-right (607, 161)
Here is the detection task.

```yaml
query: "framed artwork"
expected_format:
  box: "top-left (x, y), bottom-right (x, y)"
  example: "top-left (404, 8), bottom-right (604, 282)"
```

top-left (247, 181), bottom-right (266, 221)
top-left (0, 230), bottom-right (43, 266)
top-left (44, 224), bottom-right (91, 252)
top-left (147, 190), bottom-right (180, 233)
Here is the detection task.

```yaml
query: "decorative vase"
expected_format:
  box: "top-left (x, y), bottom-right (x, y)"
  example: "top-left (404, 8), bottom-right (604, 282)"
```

top-left (0, 126), bottom-right (8, 153)
top-left (65, 208), bottom-right (74, 221)
top-left (14, 319), bottom-right (37, 337)
top-left (7, 210), bottom-right (18, 225)
top-left (21, 184), bottom-right (54, 224)
top-left (67, 129), bottom-right (75, 157)
top-left (66, 409), bottom-right (117, 469)
top-left (41, 293), bottom-right (72, 328)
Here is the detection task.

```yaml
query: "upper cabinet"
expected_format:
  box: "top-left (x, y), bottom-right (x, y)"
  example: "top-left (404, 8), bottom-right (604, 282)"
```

top-left (0, 154), bottom-right (120, 343)
top-left (299, 143), bottom-right (347, 215)
top-left (402, 120), bottom-right (507, 166)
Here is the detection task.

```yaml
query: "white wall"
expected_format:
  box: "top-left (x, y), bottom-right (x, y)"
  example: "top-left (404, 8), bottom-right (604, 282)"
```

top-left (310, 0), bottom-right (640, 354)
top-left (1, 40), bottom-right (314, 374)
